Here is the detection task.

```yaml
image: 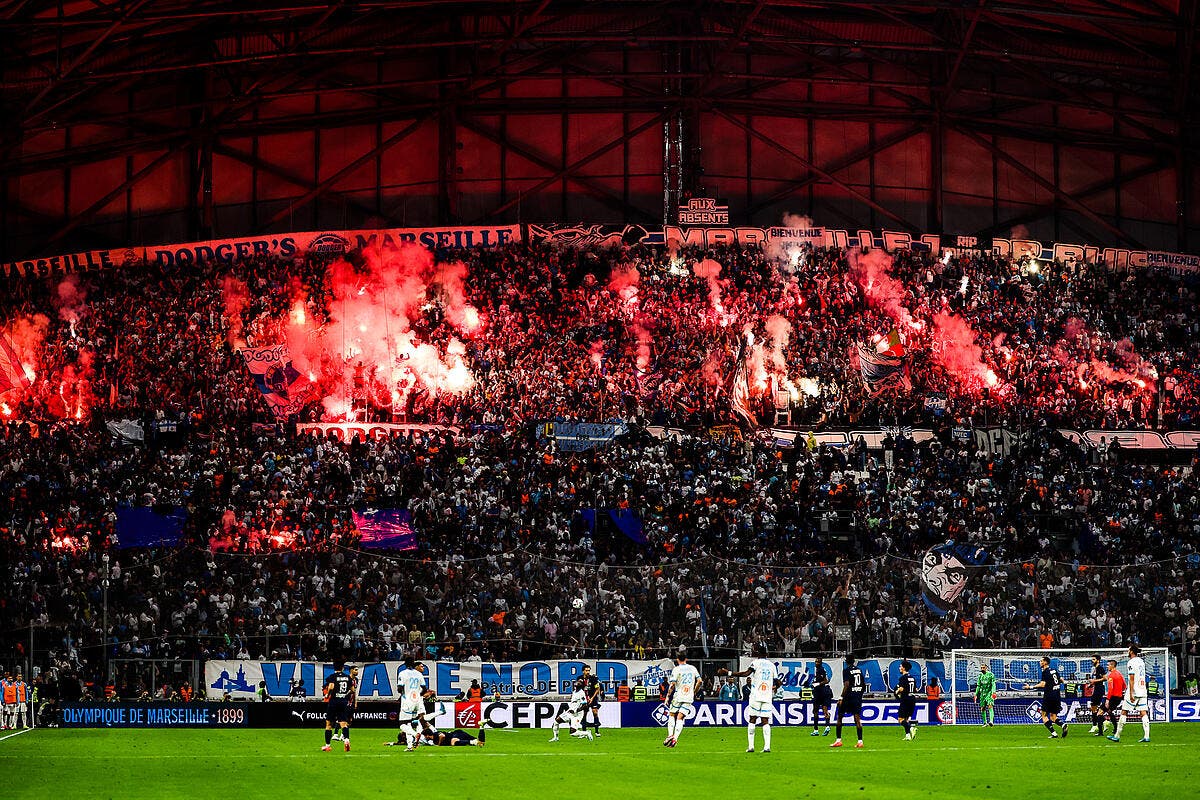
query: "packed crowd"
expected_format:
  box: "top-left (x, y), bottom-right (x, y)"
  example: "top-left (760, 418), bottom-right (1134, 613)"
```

top-left (1, 239), bottom-right (1198, 698)
top-left (2, 239), bottom-right (1198, 432)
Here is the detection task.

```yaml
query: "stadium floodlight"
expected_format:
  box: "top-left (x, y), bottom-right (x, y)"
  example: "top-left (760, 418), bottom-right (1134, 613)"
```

top-left (948, 647), bottom-right (1172, 725)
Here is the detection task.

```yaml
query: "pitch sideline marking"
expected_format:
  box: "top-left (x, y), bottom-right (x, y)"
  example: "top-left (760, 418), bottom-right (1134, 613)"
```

top-left (0, 729), bottom-right (33, 743)
top-left (3, 741), bottom-right (1191, 758)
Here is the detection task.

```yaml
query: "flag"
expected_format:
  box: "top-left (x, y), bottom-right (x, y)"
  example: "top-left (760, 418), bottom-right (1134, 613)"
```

top-left (579, 508), bottom-right (646, 544)
top-left (729, 335), bottom-right (757, 426)
top-left (352, 508), bottom-right (418, 550)
top-left (239, 344), bottom-right (312, 418)
top-left (0, 332), bottom-right (31, 395)
top-left (880, 328), bottom-right (905, 357)
top-left (857, 330), bottom-right (909, 396)
top-left (920, 543), bottom-right (990, 615)
top-left (116, 505), bottom-right (187, 548)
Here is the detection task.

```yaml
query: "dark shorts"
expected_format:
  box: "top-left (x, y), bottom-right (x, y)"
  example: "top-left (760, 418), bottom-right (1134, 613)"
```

top-left (898, 699), bottom-right (917, 719)
top-left (1041, 695), bottom-right (1062, 716)
top-left (837, 694), bottom-right (863, 716)
top-left (587, 700), bottom-right (601, 710)
top-left (814, 687), bottom-right (834, 707)
top-left (326, 700), bottom-right (351, 723)
top-left (1104, 696), bottom-right (1122, 712)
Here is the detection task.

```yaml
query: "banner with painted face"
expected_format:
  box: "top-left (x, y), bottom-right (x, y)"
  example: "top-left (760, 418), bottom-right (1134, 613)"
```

top-left (920, 543), bottom-right (990, 616)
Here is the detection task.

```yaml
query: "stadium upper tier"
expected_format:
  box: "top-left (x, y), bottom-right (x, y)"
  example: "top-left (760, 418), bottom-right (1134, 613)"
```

top-left (0, 240), bottom-right (1196, 431)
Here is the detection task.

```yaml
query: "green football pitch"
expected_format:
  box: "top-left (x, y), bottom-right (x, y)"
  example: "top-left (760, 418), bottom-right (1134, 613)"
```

top-left (2, 724), bottom-right (1197, 800)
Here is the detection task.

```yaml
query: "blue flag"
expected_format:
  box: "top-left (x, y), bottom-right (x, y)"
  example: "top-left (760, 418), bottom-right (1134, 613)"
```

top-left (116, 506), bottom-right (187, 548)
top-left (353, 508), bottom-right (418, 550)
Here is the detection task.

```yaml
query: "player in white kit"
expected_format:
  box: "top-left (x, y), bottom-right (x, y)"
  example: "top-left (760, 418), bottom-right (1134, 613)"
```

top-left (719, 643), bottom-right (780, 753)
top-left (396, 658), bottom-right (428, 751)
top-left (664, 647), bottom-right (700, 748)
top-left (1109, 645), bottom-right (1151, 743)
top-left (549, 679), bottom-right (594, 741)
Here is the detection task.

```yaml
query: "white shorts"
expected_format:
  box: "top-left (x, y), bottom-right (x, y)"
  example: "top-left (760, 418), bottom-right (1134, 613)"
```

top-left (1121, 697), bottom-right (1148, 715)
top-left (746, 700), bottom-right (774, 719)
top-left (399, 700), bottom-right (422, 721)
top-left (668, 700), bottom-right (695, 717)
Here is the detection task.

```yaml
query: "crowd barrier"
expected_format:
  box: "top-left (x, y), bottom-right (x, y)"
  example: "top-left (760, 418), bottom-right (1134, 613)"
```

top-left (56, 697), bottom-right (1198, 727)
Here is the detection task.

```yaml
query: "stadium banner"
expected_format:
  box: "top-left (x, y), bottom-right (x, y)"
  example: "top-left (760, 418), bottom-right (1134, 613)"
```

top-left (539, 420), bottom-right (629, 451)
top-left (249, 701), bottom-right (412, 728)
top-left (205, 659), bottom-right (674, 702)
top-left (1147, 251), bottom-right (1200, 276)
top-left (60, 702), bottom-right (249, 728)
top-left (737, 656), bottom-right (946, 698)
top-left (433, 700), bottom-right (622, 730)
top-left (619, 700), bottom-right (944, 728)
top-left (296, 422), bottom-right (461, 440)
top-left (1, 226), bottom-right (521, 279)
top-left (655, 224), bottom-right (1195, 274)
top-left (765, 225), bottom-right (828, 248)
top-left (7, 219), bottom-right (1197, 279)
top-left (735, 653), bottom-right (1168, 698)
top-left (1, 246), bottom-right (144, 279)
top-left (645, 424), bottom-right (1200, 452)
top-left (525, 223), bottom-right (664, 249)
top-left (977, 697), bottom-right (1168, 724)
top-left (1171, 697), bottom-right (1200, 721)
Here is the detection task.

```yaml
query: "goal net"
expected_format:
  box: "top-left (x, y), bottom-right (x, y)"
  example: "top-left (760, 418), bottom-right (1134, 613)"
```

top-left (948, 648), bottom-right (1171, 725)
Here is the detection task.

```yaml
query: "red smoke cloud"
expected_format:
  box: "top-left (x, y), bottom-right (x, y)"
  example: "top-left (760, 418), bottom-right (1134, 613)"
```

top-left (269, 242), bottom-right (480, 420)
top-left (931, 312), bottom-right (998, 391)
top-left (848, 248), bottom-right (922, 331)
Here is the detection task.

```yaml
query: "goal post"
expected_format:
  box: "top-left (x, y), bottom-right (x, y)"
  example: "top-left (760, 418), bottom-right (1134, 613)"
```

top-left (948, 648), bottom-right (1171, 725)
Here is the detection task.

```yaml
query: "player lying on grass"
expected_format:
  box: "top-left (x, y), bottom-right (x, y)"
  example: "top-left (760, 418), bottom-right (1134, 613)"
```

top-left (425, 728), bottom-right (486, 747)
top-left (717, 643), bottom-right (780, 753)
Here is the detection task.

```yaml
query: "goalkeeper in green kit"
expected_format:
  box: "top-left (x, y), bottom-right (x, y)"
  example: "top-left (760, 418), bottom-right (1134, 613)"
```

top-left (975, 663), bottom-right (997, 727)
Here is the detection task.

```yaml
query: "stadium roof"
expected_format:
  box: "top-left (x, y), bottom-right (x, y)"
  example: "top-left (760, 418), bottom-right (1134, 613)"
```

top-left (1, 1), bottom-right (1196, 257)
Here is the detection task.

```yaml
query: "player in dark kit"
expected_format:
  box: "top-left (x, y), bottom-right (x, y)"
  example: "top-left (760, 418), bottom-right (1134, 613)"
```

top-left (1025, 655), bottom-right (1068, 739)
top-left (1084, 654), bottom-right (1108, 736)
top-left (322, 662), bottom-right (355, 752)
top-left (896, 660), bottom-right (920, 741)
top-left (581, 665), bottom-right (603, 736)
top-left (830, 654), bottom-right (865, 749)
top-left (810, 656), bottom-right (834, 736)
top-left (333, 666), bottom-right (360, 744)
top-left (426, 728), bottom-right (486, 747)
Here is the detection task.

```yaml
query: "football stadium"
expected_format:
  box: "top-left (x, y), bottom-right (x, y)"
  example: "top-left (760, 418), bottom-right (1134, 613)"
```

top-left (1, 1), bottom-right (1200, 798)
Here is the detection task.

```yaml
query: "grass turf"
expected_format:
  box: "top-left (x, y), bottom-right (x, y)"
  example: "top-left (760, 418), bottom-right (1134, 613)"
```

top-left (2, 723), bottom-right (1196, 800)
